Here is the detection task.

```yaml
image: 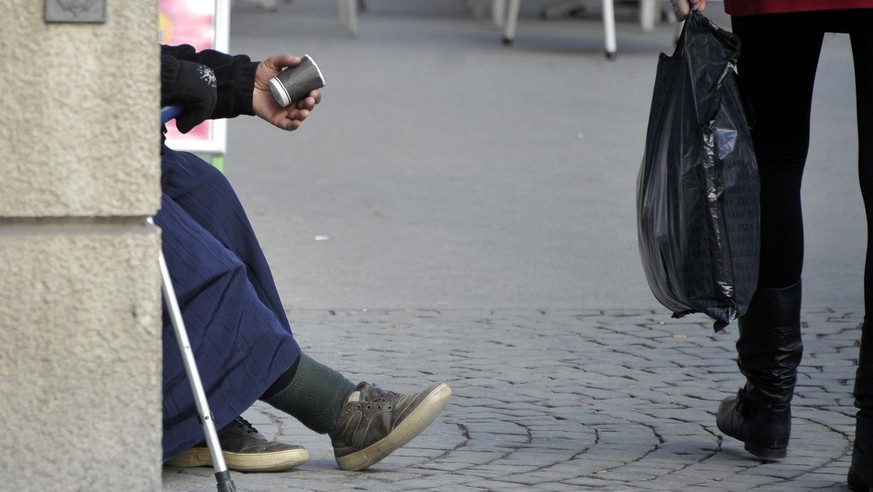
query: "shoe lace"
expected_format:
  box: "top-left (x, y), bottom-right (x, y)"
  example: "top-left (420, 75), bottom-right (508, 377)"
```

top-left (371, 393), bottom-right (397, 404)
top-left (348, 384), bottom-right (400, 413)
top-left (366, 385), bottom-right (400, 404)
top-left (233, 416), bottom-right (260, 436)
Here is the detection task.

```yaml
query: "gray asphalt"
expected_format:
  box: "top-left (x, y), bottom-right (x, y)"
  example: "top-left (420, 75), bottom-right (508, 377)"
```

top-left (162, 1), bottom-right (867, 490)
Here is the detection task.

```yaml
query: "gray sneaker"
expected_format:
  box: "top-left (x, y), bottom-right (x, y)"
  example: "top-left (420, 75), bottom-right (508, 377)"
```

top-left (329, 382), bottom-right (452, 471)
top-left (165, 417), bottom-right (308, 472)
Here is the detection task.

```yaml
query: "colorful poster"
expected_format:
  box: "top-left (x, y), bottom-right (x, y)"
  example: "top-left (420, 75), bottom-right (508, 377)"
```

top-left (159, 0), bottom-right (229, 155)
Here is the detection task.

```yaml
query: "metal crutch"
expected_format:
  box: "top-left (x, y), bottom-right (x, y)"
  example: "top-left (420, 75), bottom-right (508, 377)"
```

top-left (156, 105), bottom-right (236, 492)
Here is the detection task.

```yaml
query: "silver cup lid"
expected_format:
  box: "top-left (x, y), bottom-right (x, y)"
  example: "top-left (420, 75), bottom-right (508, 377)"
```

top-left (269, 77), bottom-right (292, 107)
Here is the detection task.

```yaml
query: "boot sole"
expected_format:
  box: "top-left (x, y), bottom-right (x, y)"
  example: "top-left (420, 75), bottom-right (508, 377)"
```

top-left (165, 446), bottom-right (309, 472)
top-left (744, 442), bottom-right (786, 461)
top-left (336, 383), bottom-right (452, 471)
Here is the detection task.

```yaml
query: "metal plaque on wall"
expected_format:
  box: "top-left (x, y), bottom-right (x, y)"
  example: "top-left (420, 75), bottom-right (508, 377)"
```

top-left (45, 0), bottom-right (107, 24)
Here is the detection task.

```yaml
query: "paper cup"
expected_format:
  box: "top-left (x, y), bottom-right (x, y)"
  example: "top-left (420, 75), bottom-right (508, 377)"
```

top-left (268, 54), bottom-right (325, 107)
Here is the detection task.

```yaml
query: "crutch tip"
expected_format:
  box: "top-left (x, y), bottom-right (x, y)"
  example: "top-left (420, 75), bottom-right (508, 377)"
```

top-left (215, 470), bottom-right (236, 492)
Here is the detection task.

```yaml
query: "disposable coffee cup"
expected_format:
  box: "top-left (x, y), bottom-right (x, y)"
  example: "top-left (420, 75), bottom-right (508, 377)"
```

top-left (268, 54), bottom-right (325, 108)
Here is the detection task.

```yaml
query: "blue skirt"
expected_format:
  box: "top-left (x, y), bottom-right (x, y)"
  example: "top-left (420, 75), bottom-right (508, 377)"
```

top-left (157, 147), bottom-right (300, 460)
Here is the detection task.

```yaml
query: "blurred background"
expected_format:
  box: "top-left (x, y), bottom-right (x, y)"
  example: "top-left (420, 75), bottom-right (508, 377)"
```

top-left (197, 0), bottom-right (862, 315)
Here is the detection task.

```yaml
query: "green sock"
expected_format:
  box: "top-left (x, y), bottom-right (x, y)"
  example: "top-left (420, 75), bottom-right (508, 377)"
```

top-left (262, 353), bottom-right (356, 434)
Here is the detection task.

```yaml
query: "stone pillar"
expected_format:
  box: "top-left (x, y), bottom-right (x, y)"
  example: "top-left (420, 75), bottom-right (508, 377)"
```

top-left (0, 1), bottom-right (163, 490)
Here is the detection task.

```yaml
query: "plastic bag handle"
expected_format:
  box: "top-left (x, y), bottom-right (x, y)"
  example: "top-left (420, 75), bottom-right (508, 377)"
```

top-left (673, 8), bottom-right (696, 57)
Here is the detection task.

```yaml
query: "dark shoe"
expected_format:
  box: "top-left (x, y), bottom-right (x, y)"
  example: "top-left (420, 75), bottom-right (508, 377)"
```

top-left (165, 417), bottom-right (308, 472)
top-left (847, 434), bottom-right (873, 492)
top-left (848, 416), bottom-right (873, 491)
top-left (716, 389), bottom-right (790, 460)
top-left (329, 382), bottom-right (452, 471)
top-left (717, 281), bottom-right (803, 461)
top-left (849, 468), bottom-right (872, 492)
top-left (849, 318), bottom-right (873, 491)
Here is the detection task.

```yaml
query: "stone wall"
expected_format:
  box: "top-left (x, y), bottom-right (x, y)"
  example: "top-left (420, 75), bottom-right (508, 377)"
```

top-left (0, 0), bottom-right (163, 489)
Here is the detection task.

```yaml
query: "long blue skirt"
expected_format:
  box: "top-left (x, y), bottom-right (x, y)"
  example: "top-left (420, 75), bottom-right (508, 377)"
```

top-left (157, 147), bottom-right (301, 460)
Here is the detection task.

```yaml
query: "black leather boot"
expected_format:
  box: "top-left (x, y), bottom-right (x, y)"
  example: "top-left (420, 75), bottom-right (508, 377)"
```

top-left (849, 414), bottom-right (873, 492)
top-left (716, 281), bottom-right (803, 460)
top-left (849, 319), bottom-right (873, 491)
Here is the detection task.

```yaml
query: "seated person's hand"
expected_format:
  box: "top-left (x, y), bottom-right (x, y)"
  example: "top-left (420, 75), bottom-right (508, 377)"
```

top-left (253, 55), bottom-right (322, 131)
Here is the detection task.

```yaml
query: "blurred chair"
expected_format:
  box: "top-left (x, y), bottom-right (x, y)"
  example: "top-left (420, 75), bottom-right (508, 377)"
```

top-left (230, 0), bottom-right (358, 36)
top-left (537, 0), bottom-right (666, 30)
top-left (338, 0), bottom-right (358, 36)
top-left (499, 0), bottom-right (617, 58)
top-left (639, 0), bottom-right (657, 31)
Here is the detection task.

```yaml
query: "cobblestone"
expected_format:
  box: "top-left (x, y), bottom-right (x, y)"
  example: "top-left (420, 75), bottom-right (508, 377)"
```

top-left (163, 308), bottom-right (863, 490)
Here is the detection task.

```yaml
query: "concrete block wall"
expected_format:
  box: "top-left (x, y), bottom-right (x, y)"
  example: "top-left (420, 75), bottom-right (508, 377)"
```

top-left (0, 0), bottom-right (163, 490)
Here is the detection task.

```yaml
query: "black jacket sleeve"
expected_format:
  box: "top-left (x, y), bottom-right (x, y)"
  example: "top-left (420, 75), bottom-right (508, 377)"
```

top-left (160, 44), bottom-right (259, 120)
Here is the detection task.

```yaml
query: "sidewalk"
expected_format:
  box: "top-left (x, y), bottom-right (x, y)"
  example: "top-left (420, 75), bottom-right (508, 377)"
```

top-left (163, 308), bottom-right (860, 491)
top-left (163, 1), bottom-right (865, 490)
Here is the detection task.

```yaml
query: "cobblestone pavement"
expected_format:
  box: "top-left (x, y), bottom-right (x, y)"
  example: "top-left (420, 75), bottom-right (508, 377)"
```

top-left (162, 2), bottom-right (865, 490)
top-left (163, 307), bottom-right (863, 491)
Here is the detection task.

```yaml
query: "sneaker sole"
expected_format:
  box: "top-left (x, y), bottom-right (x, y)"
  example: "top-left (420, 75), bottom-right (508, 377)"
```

top-left (165, 447), bottom-right (309, 472)
top-left (336, 383), bottom-right (452, 471)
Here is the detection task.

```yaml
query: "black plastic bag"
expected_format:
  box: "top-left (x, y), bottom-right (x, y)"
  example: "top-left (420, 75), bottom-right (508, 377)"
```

top-left (636, 10), bottom-right (759, 330)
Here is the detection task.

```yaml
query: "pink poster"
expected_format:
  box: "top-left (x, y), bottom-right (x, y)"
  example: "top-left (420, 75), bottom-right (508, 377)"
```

top-left (159, 0), bottom-right (228, 150)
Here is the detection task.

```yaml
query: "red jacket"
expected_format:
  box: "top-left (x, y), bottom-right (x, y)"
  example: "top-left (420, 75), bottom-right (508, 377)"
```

top-left (725, 0), bottom-right (873, 15)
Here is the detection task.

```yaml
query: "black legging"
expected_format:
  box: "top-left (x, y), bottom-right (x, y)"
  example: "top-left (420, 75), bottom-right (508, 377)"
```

top-left (731, 10), bottom-right (873, 313)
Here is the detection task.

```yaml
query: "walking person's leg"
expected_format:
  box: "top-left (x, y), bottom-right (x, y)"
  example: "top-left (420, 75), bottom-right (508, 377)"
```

top-left (849, 11), bottom-right (873, 490)
top-left (716, 13), bottom-right (824, 460)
